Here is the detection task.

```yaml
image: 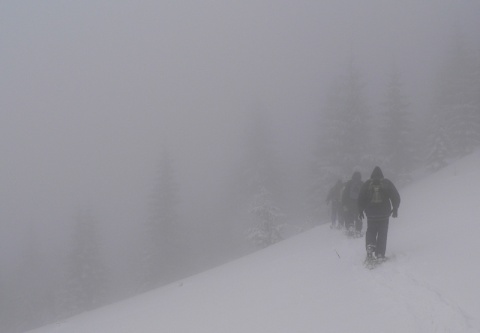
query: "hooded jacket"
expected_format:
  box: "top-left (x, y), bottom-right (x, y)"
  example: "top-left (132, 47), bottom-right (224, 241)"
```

top-left (357, 166), bottom-right (400, 220)
top-left (341, 171), bottom-right (363, 211)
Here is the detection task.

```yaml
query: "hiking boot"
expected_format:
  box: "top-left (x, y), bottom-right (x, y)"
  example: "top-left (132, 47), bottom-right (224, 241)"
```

top-left (366, 244), bottom-right (376, 258)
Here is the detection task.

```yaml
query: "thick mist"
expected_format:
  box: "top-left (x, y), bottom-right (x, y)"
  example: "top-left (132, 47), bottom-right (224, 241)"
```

top-left (1, 1), bottom-right (479, 332)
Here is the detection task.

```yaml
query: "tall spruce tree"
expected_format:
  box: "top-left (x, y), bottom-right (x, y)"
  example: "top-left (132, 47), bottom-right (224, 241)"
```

top-left (381, 69), bottom-right (415, 184)
top-left (62, 209), bottom-right (108, 316)
top-left (143, 148), bottom-right (181, 288)
top-left (428, 30), bottom-right (480, 171)
top-left (237, 108), bottom-right (284, 248)
top-left (309, 60), bottom-right (371, 220)
top-left (340, 60), bottom-right (372, 170)
top-left (309, 79), bottom-right (345, 221)
top-left (474, 47), bottom-right (480, 148)
top-left (16, 226), bottom-right (57, 332)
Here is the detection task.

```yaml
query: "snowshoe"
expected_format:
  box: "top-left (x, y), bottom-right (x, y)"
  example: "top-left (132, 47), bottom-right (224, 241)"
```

top-left (364, 256), bottom-right (377, 269)
top-left (375, 255), bottom-right (389, 265)
top-left (364, 253), bottom-right (390, 269)
top-left (364, 244), bottom-right (377, 269)
top-left (354, 230), bottom-right (363, 238)
top-left (345, 225), bottom-right (355, 237)
top-left (366, 244), bottom-right (376, 255)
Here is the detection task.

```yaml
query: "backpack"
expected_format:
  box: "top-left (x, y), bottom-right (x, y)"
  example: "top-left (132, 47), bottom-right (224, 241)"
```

top-left (368, 179), bottom-right (385, 204)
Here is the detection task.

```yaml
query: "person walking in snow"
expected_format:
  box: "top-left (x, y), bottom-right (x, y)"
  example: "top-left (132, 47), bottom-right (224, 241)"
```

top-left (326, 179), bottom-right (344, 229)
top-left (341, 171), bottom-right (363, 237)
top-left (358, 166), bottom-right (400, 261)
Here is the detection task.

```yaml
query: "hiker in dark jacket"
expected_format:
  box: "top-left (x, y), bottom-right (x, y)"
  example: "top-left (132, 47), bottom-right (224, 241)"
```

top-left (341, 171), bottom-right (363, 236)
top-left (326, 179), bottom-right (344, 229)
top-left (358, 166), bottom-right (400, 260)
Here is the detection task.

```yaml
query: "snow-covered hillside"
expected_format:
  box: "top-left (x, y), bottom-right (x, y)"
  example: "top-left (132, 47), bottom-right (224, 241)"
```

top-left (28, 152), bottom-right (480, 333)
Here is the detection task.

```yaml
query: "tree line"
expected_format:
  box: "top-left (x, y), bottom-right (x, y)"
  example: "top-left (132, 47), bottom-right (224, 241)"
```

top-left (1, 32), bottom-right (480, 333)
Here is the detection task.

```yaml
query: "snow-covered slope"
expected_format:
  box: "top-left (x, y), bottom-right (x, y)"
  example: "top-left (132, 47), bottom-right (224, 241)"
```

top-left (28, 152), bottom-right (480, 333)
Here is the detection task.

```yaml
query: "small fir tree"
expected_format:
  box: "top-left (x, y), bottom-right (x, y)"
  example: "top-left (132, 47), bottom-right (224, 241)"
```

top-left (248, 186), bottom-right (283, 248)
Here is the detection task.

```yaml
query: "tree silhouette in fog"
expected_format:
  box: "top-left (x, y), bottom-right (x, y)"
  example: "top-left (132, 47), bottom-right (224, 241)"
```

top-left (428, 30), bottom-right (480, 170)
top-left (309, 60), bottom-right (371, 221)
top-left (142, 148), bottom-right (184, 288)
top-left (62, 209), bottom-right (109, 316)
top-left (380, 69), bottom-right (415, 185)
top-left (235, 108), bottom-right (284, 247)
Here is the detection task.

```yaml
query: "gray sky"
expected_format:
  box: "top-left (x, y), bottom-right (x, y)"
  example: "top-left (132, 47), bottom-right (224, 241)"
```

top-left (1, 1), bottom-right (479, 250)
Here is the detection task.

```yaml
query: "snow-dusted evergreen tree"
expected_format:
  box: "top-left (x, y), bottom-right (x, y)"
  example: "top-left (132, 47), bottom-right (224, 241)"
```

top-left (308, 79), bottom-right (345, 221)
top-left (428, 30), bottom-right (480, 171)
top-left (339, 60), bottom-right (372, 170)
top-left (236, 107), bottom-right (284, 248)
top-left (426, 125), bottom-right (450, 172)
top-left (62, 209), bottom-right (108, 316)
top-left (142, 147), bottom-right (182, 288)
top-left (380, 69), bottom-right (415, 185)
top-left (309, 59), bottom-right (371, 219)
top-left (248, 186), bottom-right (283, 248)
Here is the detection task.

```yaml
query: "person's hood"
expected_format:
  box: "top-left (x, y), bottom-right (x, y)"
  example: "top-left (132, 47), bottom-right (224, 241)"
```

top-left (371, 166), bottom-right (384, 180)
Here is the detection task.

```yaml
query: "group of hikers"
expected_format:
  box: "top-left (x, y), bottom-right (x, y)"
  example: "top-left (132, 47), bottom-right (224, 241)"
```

top-left (326, 166), bottom-right (401, 262)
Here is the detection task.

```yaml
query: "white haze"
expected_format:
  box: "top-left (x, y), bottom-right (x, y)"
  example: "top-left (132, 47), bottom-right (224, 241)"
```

top-left (27, 148), bottom-right (480, 333)
top-left (1, 1), bottom-right (480, 332)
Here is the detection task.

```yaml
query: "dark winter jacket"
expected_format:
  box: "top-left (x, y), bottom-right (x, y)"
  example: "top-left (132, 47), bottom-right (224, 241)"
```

top-left (341, 172), bottom-right (363, 212)
top-left (358, 166), bottom-right (400, 220)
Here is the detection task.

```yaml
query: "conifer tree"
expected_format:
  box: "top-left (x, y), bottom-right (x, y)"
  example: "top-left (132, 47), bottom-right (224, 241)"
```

top-left (16, 226), bottom-right (57, 331)
top-left (428, 30), bottom-right (480, 170)
top-left (340, 61), bottom-right (372, 170)
top-left (143, 148), bottom-right (181, 288)
top-left (237, 108), bottom-right (284, 247)
top-left (426, 125), bottom-right (450, 172)
top-left (381, 69), bottom-right (415, 184)
top-left (309, 60), bottom-right (371, 220)
top-left (62, 209), bottom-right (108, 315)
top-left (248, 186), bottom-right (283, 248)
top-left (308, 79), bottom-right (345, 221)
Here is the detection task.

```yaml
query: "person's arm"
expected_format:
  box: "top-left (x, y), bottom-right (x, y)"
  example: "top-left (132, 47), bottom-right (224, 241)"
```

top-left (387, 180), bottom-right (400, 217)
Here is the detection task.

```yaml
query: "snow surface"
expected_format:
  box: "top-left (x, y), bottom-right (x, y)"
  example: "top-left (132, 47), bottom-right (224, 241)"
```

top-left (28, 152), bottom-right (480, 333)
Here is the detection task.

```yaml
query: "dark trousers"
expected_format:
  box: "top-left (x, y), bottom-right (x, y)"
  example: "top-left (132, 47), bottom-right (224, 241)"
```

top-left (365, 218), bottom-right (389, 257)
